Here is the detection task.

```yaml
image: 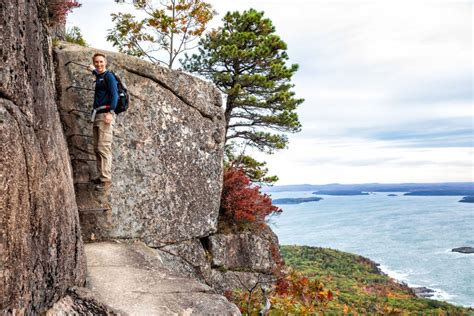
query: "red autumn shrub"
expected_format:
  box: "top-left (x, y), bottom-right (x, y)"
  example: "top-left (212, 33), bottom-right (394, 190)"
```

top-left (220, 167), bottom-right (282, 224)
top-left (47, 0), bottom-right (81, 25)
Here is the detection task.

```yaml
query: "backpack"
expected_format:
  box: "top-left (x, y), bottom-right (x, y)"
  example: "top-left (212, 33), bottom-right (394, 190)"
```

top-left (104, 71), bottom-right (130, 114)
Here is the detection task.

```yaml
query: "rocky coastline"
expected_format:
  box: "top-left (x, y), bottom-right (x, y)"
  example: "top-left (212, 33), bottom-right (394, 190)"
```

top-left (371, 259), bottom-right (437, 299)
top-left (411, 286), bottom-right (436, 298)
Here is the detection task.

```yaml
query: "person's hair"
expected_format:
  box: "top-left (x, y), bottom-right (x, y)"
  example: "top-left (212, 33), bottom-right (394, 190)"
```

top-left (92, 53), bottom-right (106, 61)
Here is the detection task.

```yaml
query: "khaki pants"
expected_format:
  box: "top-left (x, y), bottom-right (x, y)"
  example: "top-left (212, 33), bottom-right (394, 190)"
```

top-left (93, 113), bottom-right (115, 183)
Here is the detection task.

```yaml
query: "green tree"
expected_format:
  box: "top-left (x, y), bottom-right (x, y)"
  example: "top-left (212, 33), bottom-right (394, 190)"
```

top-left (65, 26), bottom-right (87, 46)
top-left (107, 0), bottom-right (215, 68)
top-left (182, 9), bottom-right (303, 152)
top-left (182, 9), bottom-right (303, 183)
top-left (225, 147), bottom-right (278, 184)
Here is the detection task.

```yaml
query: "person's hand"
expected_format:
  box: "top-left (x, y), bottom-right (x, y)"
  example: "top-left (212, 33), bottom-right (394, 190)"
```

top-left (105, 112), bottom-right (114, 124)
top-left (88, 64), bottom-right (95, 72)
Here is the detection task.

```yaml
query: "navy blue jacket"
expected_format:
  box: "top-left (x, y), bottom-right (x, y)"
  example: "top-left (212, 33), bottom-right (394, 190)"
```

top-left (93, 70), bottom-right (119, 113)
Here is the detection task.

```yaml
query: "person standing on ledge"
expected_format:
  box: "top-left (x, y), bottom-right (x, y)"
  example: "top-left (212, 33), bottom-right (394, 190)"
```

top-left (88, 53), bottom-right (118, 191)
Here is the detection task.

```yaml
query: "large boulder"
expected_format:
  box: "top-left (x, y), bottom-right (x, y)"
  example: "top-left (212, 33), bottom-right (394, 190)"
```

top-left (159, 238), bottom-right (212, 282)
top-left (208, 227), bottom-right (281, 273)
top-left (209, 270), bottom-right (276, 295)
top-left (54, 43), bottom-right (225, 247)
top-left (0, 2), bottom-right (86, 314)
top-left (205, 226), bottom-right (282, 295)
top-left (46, 287), bottom-right (122, 316)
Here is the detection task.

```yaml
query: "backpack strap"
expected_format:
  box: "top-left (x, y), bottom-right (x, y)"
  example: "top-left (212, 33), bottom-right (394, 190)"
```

top-left (102, 70), bottom-right (111, 91)
top-left (102, 71), bottom-right (119, 113)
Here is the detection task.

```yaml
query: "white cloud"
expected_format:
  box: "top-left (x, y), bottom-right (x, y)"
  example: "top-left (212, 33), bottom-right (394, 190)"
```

top-left (250, 137), bottom-right (473, 184)
top-left (68, 0), bottom-right (473, 185)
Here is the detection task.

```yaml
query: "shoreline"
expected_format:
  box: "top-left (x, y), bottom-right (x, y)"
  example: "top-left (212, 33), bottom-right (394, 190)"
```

top-left (348, 254), bottom-right (473, 308)
top-left (281, 244), bottom-right (474, 309)
top-left (376, 264), bottom-right (453, 301)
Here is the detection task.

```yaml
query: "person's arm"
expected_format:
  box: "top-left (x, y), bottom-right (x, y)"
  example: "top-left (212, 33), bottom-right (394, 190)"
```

top-left (88, 65), bottom-right (97, 74)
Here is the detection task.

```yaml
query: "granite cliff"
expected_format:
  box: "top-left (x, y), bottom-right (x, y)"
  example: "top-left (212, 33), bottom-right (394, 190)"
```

top-left (1, 1), bottom-right (85, 314)
top-left (55, 43), bottom-right (225, 246)
top-left (53, 43), bottom-right (281, 312)
top-left (1, 2), bottom-right (280, 313)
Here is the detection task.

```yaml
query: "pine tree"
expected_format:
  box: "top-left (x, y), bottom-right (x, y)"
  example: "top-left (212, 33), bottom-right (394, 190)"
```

top-left (182, 9), bottom-right (303, 154)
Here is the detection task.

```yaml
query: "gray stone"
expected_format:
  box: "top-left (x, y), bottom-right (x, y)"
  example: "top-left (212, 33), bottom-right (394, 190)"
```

top-left (159, 239), bottom-right (212, 282)
top-left (0, 2), bottom-right (86, 314)
top-left (54, 43), bottom-right (225, 247)
top-left (85, 241), bottom-right (240, 315)
top-left (208, 226), bottom-right (281, 273)
top-left (46, 287), bottom-right (123, 316)
top-left (209, 270), bottom-right (276, 295)
top-left (412, 287), bottom-right (435, 298)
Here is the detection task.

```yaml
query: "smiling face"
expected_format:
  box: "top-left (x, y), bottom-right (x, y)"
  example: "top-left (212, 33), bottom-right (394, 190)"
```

top-left (93, 55), bottom-right (107, 74)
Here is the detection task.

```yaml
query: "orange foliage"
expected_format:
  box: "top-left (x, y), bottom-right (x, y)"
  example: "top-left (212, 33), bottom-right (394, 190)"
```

top-left (230, 269), bottom-right (333, 315)
top-left (273, 270), bottom-right (333, 306)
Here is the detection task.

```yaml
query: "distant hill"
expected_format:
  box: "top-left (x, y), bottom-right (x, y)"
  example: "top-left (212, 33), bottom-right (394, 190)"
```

top-left (263, 182), bottom-right (474, 195)
top-left (404, 190), bottom-right (474, 196)
top-left (312, 190), bottom-right (369, 196)
top-left (273, 197), bottom-right (323, 204)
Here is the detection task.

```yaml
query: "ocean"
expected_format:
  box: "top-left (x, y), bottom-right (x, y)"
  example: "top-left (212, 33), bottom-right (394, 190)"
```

top-left (268, 190), bottom-right (474, 308)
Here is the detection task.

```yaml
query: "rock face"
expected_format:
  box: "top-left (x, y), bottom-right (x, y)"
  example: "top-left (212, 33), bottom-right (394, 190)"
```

top-left (53, 42), bottom-right (279, 312)
top-left (145, 226), bottom-right (282, 297)
top-left (54, 43), bottom-right (225, 247)
top-left (412, 287), bottom-right (435, 298)
top-left (0, 2), bottom-right (86, 314)
top-left (206, 226), bottom-right (282, 294)
top-left (1, 3), bottom-right (277, 313)
top-left (46, 287), bottom-right (121, 316)
top-left (208, 229), bottom-right (280, 273)
top-left (83, 242), bottom-right (241, 315)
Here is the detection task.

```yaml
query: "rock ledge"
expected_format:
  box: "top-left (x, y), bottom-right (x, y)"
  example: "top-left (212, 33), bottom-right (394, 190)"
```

top-left (84, 241), bottom-right (240, 315)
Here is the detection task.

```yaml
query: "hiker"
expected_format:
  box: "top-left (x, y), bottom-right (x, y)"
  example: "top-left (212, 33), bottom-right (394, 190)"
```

top-left (88, 53), bottom-right (118, 191)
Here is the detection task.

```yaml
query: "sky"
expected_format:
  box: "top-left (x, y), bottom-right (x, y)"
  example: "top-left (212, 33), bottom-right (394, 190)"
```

top-left (68, 0), bottom-right (473, 185)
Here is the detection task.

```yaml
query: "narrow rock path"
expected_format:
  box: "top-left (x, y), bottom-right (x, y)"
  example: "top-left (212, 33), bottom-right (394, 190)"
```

top-left (85, 241), bottom-right (240, 315)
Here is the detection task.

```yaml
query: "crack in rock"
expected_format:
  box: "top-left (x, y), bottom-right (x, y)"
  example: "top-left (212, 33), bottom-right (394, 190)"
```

top-left (122, 66), bottom-right (214, 121)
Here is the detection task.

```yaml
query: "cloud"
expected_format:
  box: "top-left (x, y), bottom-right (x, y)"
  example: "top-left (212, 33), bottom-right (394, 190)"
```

top-left (249, 136), bottom-right (473, 184)
top-left (68, 0), bottom-right (473, 184)
top-left (346, 117), bottom-right (473, 148)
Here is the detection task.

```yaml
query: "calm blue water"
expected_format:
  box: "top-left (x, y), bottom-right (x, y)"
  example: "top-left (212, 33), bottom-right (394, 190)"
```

top-left (268, 191), bottom-right (474, 307)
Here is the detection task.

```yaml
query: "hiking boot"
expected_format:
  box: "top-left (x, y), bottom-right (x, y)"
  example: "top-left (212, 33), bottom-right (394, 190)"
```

top-left (95, 181), bottom-right (111, 191)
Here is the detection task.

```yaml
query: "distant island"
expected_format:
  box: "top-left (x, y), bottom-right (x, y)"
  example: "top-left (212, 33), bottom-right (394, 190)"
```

top-left (452, 247), bottom-right (474, 254)
top-left (313, 190), bottom-right (369, 196)
top-left (459, 196), bottom-right (474, 203)
top-left (404, 190), bottom-right (474, 196)
top-left (263, 182), bottom-right (474, 194)
top-left (273, 197), bottom-right (323, 204)
top-left (388, 194), bottom-right (398, 196)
